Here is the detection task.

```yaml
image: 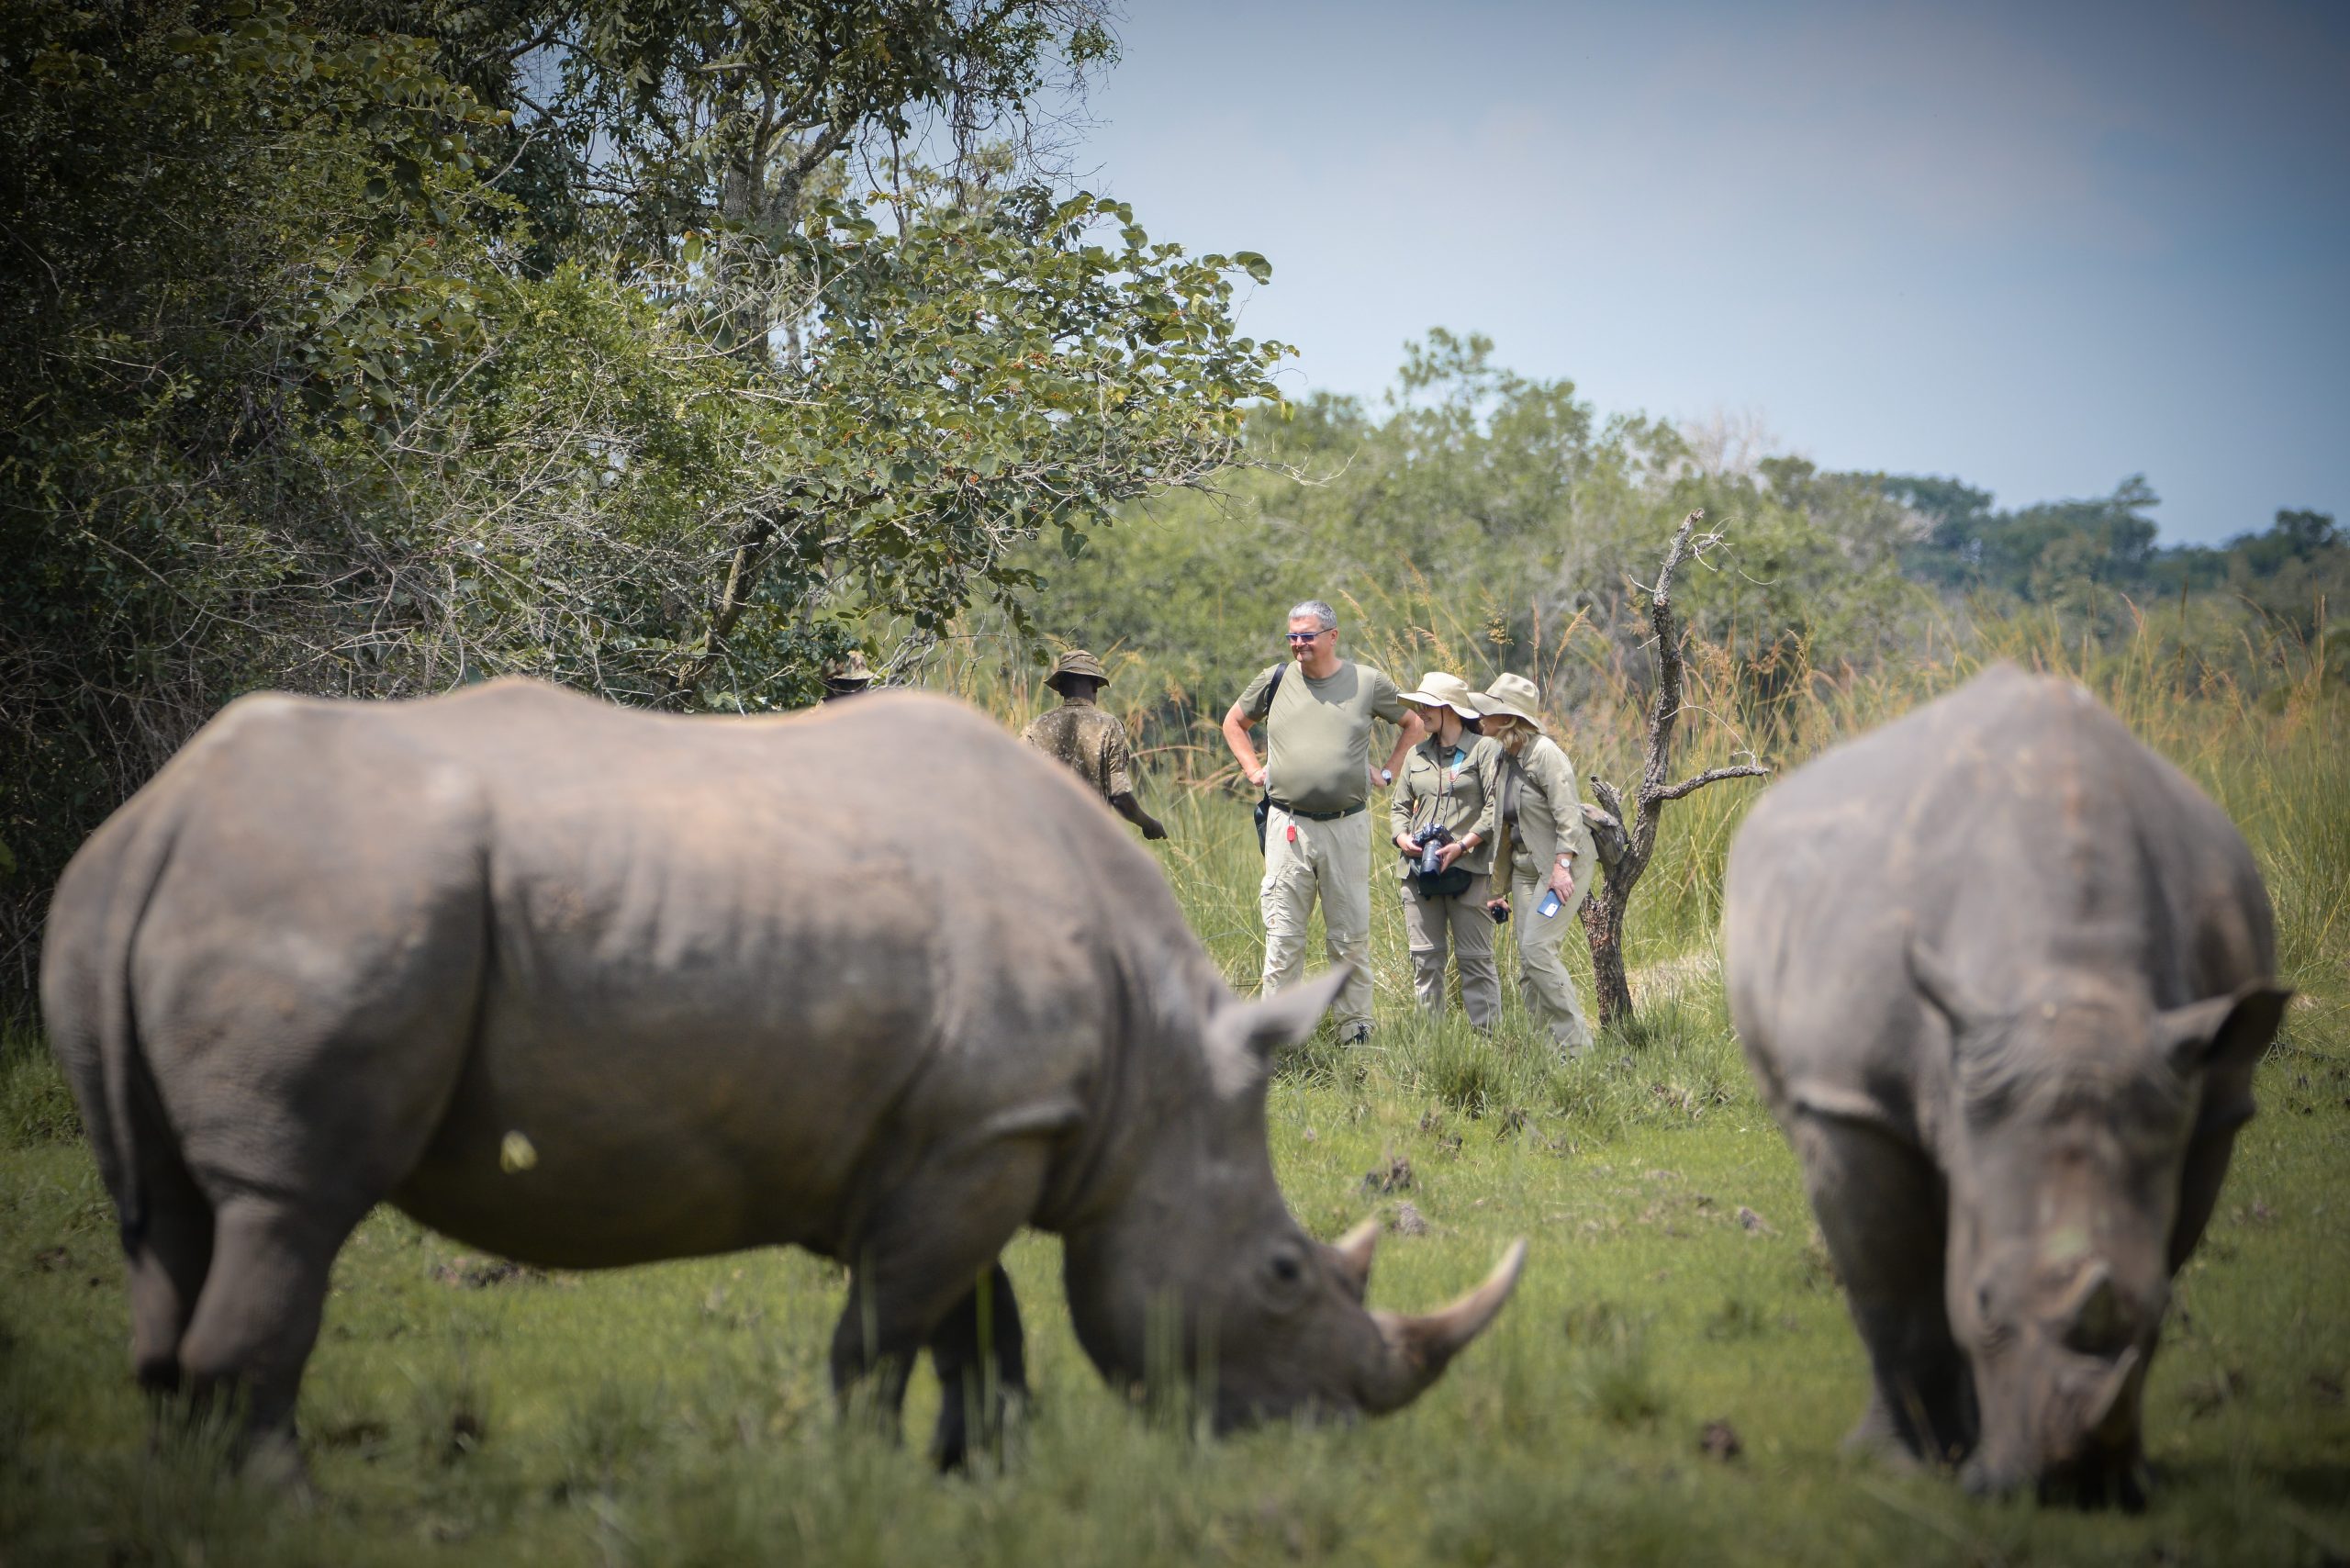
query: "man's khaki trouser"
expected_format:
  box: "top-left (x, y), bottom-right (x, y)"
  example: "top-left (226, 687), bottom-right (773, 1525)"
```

top-left (1510, 861), bottom-right (1594, 1057)
top-left (1399, 871), bottom-right (1499, 1030)
top-left (1260, 804), bottom-right (1373, 1036)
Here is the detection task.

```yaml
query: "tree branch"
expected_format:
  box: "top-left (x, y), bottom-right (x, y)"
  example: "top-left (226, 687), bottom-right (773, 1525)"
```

top-left (670, 513), bottom-right (784, 701)
top-left (1586, 775), bottom-right (1628, 831)
top-left (1629, 509), bottom-right (1704, 859)
top-left (1651, 762), bottom-right (1771, 802)
top-left (790, 116), bottom-right (859, 183)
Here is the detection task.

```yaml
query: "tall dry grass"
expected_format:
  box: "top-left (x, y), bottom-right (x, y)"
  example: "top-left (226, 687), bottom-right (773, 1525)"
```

top-left (941, 588), bottom-right (2344, 1001)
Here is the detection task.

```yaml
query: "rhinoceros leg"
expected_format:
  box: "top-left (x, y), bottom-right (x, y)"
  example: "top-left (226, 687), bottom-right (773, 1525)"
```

top-left (126, 1142), bottom-right (215, 1400)
top-left (926, 1261), bottom-right (1027, 1470)
top-left (1791, 1111), bottom-right (1975, 1467)
top-left (827, 1140), bottom-right (1050, 1441)
top-left (171, 1194), bottom-right (360, 1479)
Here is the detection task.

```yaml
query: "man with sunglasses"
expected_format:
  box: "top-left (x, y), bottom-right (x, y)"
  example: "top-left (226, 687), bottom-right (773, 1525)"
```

top-left (1221, 600), bottom-right (1426, 1043)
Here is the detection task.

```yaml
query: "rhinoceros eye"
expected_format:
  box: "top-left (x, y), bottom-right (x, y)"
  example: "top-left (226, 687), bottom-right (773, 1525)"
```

top-left (1259, 1245), bottom-right (1311, 1311)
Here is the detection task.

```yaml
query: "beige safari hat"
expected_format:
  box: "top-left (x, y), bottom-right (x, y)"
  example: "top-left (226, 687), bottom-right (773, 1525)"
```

top-left (1399, 671), bottom-right (1481, 721)
top-left (1046, 647), bottom-right (1111, 689)
top-left (1472, 672), bottom-right (1547, 734)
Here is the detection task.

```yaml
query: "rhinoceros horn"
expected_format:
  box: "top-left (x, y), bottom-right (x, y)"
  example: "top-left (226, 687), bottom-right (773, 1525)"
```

top-left (1356, 1238), bottom-right (1528, 1414)
top-left (2057, 1260), bottom-right (2121, 1350)
top-left (1328, 1218), bottom-right (1380, 1300)
top-left (2085, 1345), bottom-right (2143, 1443)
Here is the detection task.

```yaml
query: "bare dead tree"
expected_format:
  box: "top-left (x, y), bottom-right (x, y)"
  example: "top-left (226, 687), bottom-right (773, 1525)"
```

top-left (1578, 510), bottom-right (1771, 1028)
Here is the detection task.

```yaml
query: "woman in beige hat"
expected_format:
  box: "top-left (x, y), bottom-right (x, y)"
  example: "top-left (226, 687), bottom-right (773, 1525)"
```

top-left (1388, 672), bottom-right (1504, 1031)
top-left (1473, 673), bottom-right (1600, 1058)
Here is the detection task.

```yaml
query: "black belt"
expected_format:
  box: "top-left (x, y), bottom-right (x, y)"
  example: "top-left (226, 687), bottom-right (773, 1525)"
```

top-left (1266, 799), bottom-right (1365, 822)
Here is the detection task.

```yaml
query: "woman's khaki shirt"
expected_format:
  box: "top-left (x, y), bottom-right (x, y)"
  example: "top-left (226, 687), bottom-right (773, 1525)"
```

top-left (1386, 734), bottom-right (1502, 880)
top-left (1493, 733), bottom-right (1598, 882)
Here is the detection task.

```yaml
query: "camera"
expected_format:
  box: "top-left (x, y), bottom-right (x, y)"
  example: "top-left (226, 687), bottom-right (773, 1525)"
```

top-left (1408, 823), bottom-right (1452, 876)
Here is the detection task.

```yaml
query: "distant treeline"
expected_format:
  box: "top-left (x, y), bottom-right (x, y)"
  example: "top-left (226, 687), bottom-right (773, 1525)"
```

top-left (987, 332), bottom-right (2343, 745)
top-left (1882, 472), bottom-right (2340, 622)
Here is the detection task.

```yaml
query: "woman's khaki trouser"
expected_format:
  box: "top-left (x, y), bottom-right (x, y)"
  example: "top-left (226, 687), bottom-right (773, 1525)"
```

top-left (1509, 861), bottom-right (1594, 1057)
top-left (1399, 871), bottom-right (1499, 1030)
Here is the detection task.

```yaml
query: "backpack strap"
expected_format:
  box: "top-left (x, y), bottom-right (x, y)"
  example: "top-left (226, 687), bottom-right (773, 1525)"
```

top-left (1254, 662), bottom-right (1286, 820)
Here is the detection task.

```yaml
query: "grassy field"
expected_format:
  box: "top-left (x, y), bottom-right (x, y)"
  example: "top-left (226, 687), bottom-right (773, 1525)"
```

top-left (2, 650), bottom-right (2345, 1566)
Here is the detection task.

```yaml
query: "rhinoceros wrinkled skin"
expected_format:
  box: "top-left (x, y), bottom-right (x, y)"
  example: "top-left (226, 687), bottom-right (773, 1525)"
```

top-left (41, 678), bottom-right (1524, 1473)
top-left (1724, 666), bottom-right (2289, 1506)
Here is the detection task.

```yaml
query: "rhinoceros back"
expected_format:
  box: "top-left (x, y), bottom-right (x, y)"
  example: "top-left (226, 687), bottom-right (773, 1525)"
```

top-left (1725, 665), bottom-right (2276, 1131)
top-left (50, 678), bottom-right (1207, 1271)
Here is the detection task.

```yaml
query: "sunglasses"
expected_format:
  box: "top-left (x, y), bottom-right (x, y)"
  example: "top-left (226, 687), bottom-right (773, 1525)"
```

top-left (1286, 629), bottom-right (1330, 644)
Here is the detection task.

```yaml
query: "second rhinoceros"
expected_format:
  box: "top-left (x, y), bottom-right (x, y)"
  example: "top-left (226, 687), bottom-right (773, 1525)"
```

top-left (1723, 666), bottom-right (2288, 1506)
top-left (42, 679), bottom-right (1524, 1473)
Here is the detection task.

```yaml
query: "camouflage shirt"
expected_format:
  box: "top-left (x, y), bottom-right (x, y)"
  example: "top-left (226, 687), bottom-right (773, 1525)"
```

top-left (1021, 703), bottom-right (1136, 804)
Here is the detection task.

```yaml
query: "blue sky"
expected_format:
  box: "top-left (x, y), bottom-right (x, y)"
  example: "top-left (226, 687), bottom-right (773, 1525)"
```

top-left (1069, 0), bottom-right (2349, 543)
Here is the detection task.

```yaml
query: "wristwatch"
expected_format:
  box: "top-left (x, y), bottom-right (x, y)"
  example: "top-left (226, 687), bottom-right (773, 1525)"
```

top-left (1379, 767), bottom-right (1393, 784)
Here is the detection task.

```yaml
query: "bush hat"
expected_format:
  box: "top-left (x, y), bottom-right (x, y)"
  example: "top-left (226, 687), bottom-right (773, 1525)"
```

top-left (822, 652), bottom-right (874, 689)
top-left (1399, 671), bottom-right (1482, 722)
top-left (1472, 672), bottom-right (1546, 734)
top-left (1046, 647), bottom-right (1111, 689)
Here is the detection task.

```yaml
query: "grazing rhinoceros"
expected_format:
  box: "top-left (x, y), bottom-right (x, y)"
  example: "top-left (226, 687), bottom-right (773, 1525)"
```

top-left (42, 679), bottom-right (1523, 1473)
top-left (1723, 666), bottom-right (2288, 1506)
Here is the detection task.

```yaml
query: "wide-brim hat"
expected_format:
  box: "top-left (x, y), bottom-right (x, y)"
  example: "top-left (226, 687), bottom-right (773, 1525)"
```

top-left (1399, 670), bottom-right (1481, 721)
top-left (1472, 672), bottom-right (1546, 733)
top-left (822, 652), bottom-right (874, 689)
top-left (1046, 647), bottom-right (1111, 688)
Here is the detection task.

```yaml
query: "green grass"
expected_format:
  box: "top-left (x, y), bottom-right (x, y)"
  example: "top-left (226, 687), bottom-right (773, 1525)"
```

top-left (2, 664), bottom-right (2345, 1566)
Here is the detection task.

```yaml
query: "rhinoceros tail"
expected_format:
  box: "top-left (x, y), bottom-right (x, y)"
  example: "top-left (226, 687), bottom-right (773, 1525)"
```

top-left (87, 807), bottom-right (178, 1252)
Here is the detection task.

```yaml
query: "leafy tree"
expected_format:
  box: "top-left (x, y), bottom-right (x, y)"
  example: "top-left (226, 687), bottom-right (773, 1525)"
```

top-left (0, 0), bottom-right (1284, 1001)
top-left (1, 0), bottom-right (518, 981)
top-left (366, 2), bottom-right (1114, 332)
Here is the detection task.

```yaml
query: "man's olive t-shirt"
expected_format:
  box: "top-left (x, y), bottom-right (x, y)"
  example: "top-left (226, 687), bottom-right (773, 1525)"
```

top-left (1237, 658), bottom-right (1408, 813)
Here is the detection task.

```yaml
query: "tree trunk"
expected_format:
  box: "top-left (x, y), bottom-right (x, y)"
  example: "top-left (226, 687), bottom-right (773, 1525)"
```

top-left (1582, 881), bottom-right (1632, 1025)
top-left (1575, 510), bottom-right (1771, 1033)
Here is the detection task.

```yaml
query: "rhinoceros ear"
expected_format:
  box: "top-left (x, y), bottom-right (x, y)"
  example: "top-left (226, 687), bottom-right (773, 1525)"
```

top-left (2159, 980), bottom-right (2292, 1078)
top-left (1906, 933), bottom-right (1992, 1037)
top-left (1205, 964), bottom-right (1353, 1094)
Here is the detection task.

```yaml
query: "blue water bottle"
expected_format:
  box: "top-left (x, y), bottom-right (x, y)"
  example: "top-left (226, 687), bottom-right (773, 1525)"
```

top-left (1538, 888), bottom-right (1562, 918)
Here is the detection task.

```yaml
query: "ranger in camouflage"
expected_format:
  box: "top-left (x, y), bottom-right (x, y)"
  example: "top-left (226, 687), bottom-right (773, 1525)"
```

top-left (1021, 648), bottom-right (1168, 840)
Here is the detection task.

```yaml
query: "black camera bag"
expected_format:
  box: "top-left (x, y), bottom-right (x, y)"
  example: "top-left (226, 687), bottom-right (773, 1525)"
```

top-left (1410, 866), bottom-right (1475, 900)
